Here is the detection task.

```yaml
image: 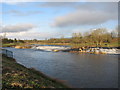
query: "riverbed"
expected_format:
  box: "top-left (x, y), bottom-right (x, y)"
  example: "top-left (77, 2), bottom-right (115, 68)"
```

top-left (4, 47), bottom-right (118, 88)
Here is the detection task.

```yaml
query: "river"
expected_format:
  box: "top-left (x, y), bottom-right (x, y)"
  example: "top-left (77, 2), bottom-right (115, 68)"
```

top-left (5, 47), bottom-right (118, 88)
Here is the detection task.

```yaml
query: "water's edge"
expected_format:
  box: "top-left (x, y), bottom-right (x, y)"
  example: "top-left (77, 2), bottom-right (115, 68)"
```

top-left (4, 47), bottom-right (118, 88)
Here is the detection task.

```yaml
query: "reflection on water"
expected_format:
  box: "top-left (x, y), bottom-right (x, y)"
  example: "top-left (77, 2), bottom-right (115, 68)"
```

top-left (5, 47), bottom-right (118, 88)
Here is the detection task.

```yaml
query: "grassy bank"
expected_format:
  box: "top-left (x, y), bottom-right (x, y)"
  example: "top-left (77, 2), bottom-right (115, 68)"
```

top-left (29, 42), bottom-right (119, 48)
top-left (2, 54), bottom-right (69, 89)
top-left (2, 43), bottom-right (28, 47)
top-left (2, 41), bottom-right (119, 48)
top-left (2, 43), bottom-right (16, 47)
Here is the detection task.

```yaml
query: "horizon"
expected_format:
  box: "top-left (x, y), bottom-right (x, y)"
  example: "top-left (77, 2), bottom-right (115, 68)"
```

top-left (1, 2), bottom-right (118, 40)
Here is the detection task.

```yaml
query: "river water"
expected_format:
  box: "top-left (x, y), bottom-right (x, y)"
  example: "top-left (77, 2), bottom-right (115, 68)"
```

top-left (5, 47), bottom-right (118, 88)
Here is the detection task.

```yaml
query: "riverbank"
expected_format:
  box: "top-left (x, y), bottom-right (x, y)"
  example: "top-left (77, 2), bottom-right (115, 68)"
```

top-left (2, 42), bottom-right (120, 55)
top-left (2, 41), bottom-right (119, 48)
top-left (2, 54), bottom-right (69, 89)
top-left (17, 44), bottom-right (119, 55)
top-left (61, 47), bottom-right (120, 54)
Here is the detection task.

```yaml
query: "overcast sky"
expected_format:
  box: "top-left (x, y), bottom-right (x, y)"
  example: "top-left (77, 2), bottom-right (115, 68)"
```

top-left (0, 1), bottom-right (118, 40)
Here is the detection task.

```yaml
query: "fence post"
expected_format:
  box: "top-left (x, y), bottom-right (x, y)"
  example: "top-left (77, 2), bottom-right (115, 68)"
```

top-left (2, 49), bottom-right (13, 58)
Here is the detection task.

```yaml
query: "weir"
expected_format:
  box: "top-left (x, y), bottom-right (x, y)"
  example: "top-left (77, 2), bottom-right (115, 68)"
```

top-left (31, 45), bottom-right (71, 51)
top-left (31, 45), bottom-right (120, 54)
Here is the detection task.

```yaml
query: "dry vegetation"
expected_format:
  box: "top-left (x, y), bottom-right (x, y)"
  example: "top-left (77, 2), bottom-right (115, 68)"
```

top-left (2, 54), bottom-right (69, 89)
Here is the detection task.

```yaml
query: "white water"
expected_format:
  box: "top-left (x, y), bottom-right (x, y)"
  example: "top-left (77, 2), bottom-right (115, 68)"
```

top-left (31, 45), bottom-right (71, 51)
top-left (5, 47), bottom-right (118, 88)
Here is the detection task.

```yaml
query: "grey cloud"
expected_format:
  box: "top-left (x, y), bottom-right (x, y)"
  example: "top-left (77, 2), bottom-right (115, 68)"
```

top-left (2, 0), bottom-right (80, 4)
top-left (1, 23), bottom-right (36, 33)
top-left (2, 31), bottom-right (61, 40)
top-left (53, 10), bottom-right (117, 27)
top-left (18, 32), bottom-right (57, 39)
top-left (40, 2), bottom-right (117, 13)
top-left (75, 2), bottom-right (118, 13)
top-left (50, 2), bottom-right (118, 27)
top-left (39, 2), bottom-right (78, 8)
top-left (3, 10), bottom-right (42, 16)
top-left (1, 0), bottom-right (119, 4)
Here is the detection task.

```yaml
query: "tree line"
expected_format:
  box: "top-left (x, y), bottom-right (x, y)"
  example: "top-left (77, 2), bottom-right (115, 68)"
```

top-left (43, 28), bottom-right (119, 47)
top-left (2, 38), bottom-right (24, 44)
top-left (1, 28), bottom-right (119, 47)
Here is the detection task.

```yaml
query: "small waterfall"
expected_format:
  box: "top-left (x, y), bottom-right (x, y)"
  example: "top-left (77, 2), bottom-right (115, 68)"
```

top-left (31, 45), bottom-right (71, 51)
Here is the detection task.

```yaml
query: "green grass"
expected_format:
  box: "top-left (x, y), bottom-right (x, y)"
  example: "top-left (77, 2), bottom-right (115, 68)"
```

top-left (2, 41), bottom-right (119, 48)
top-left (2, 43), bottom-right (30, 47)
top-left (2, 43), bottom-right (17, 47)
top-left (31, 42), bottom-right (119, 48)
top-left (2, 54), bottom-right (69, 89)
